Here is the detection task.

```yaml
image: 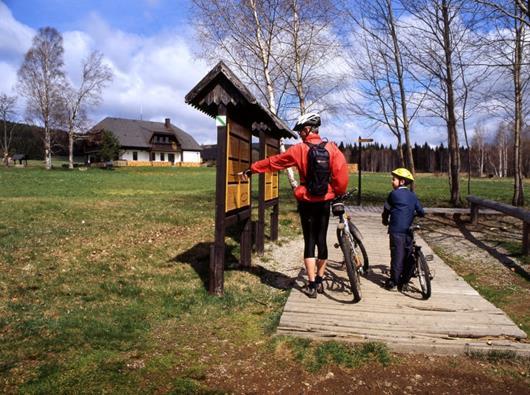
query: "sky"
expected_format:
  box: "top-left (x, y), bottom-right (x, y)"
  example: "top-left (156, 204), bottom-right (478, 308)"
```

top-left (0, 0), bottom-right (493, 147)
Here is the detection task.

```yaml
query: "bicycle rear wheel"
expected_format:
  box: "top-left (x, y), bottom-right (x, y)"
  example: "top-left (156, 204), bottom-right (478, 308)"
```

top-left (340, 231), bottom-right (362, 302)
top-left (347, 219), bottom-right (369, 273)
top-left (416, 250), bottom-right (431, 299)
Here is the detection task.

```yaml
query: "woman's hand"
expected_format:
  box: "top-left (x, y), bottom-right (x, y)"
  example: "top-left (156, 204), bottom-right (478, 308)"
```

top-left (237, 168), bottom-right (252, 182)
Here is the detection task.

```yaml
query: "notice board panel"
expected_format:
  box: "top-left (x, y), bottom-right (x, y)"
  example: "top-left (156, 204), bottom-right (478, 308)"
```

top-left (225, 119), bottom-right (251, 213)
top-left (265, 138), bottom-right (279, 201)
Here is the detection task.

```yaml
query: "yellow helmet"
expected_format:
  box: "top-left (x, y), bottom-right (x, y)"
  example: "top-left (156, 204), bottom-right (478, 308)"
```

top-left (391, 168), bottom-right (414, 182)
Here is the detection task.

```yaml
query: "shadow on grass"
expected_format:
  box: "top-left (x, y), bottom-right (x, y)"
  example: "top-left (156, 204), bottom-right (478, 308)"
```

top-left (454, 217), bottom-right (530, 282)
top-left (171, 242), bottom-right (235, 291)
top-left (172, 241), bottom-right (301, 293)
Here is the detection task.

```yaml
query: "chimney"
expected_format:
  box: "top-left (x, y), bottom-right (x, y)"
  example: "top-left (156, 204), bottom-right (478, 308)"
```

top-left (165, 118), bottom-right (170, 128)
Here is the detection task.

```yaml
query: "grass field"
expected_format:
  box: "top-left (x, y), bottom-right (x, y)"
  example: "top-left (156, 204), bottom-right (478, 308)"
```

top-left (0, 165), bottom-right (529, 392)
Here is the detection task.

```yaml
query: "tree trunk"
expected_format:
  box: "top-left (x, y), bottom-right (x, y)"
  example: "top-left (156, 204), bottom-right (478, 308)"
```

top-left (68, 129), bottom-right (74, 169)
top-left (387, 0), bottom-right (414, 174)
top-left (442, 0), bottom-right (461, 206)
top-left (44, 122), bottom-right (52, 170)
top-left (511, 13), bottom-right (525, 206)
top-left (249, 0), bottom-right (298, 189)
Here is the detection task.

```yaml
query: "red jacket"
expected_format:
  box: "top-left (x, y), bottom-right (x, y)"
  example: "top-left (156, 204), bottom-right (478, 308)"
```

top-left (250, 133), bottom-right (349, 202)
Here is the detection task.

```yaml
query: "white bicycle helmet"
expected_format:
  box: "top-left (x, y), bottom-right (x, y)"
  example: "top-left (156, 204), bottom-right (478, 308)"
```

top-left (293, 112), bottom-right (321, 131)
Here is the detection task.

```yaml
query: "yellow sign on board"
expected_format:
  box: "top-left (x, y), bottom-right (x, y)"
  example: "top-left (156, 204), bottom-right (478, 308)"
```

top-left (225, 120), bottom-right (251, 213)
top-left (265, 138), bottom-right (279, 201)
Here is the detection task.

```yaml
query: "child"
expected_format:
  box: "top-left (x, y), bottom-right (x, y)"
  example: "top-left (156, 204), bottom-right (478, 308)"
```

top-left (381, 168), bottom-right (425, 291)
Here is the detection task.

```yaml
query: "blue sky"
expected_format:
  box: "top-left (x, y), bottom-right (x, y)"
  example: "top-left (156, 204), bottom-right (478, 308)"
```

top-left (0, 0), bottom-right (219, 143)
top-left (0, 0), bottom-right (488, 147)
top-left (5, 0), bottom-right (191, 36)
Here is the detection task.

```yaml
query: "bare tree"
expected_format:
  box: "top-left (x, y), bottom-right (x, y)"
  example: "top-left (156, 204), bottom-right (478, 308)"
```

top-left (192, 0), bottom-right (304, 187)
top-left (495, 122), bottom-right (509, 177)
top-left (476, 0), bottom-right (530, 27)
top-left (276, 0), bottom-right (344, 115)
top-left (0, 94), bottom-right (17, 166)
top-left (62, 52), bottom-right (112, 169)
top-left (192, 0), bottom-right (284, 112)
top-left (479, 1), bottom-right (528, 205)
top-left (401, 0), bottom-right (483, 206)
top-left (344, 0), bottom-right (426, 172)
top-left (471, 123), bottom-right (487, 177)
top-left (17, 27), bottom-right (66, 170)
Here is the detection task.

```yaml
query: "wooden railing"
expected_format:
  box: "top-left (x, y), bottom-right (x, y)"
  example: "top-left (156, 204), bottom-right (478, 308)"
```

top-left (467, 195), bottom-right (530, 255)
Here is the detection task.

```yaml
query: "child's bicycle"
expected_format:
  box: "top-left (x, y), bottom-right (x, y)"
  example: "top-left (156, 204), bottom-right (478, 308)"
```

top-left (331, 190), bottom-right (369, 302)
top-left (409, 224), bottom-right (433, 299)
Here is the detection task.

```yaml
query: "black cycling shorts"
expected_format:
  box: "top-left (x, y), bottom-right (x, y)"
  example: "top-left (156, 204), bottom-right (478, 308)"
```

top-left (298, 200), bottom-right (331, 259)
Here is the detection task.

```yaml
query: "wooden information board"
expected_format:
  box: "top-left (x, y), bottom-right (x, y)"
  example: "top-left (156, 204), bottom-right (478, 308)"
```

top-left (265, 138), bottom-right (279, 201)
top-left (225, 120), bottom-right (251, 213)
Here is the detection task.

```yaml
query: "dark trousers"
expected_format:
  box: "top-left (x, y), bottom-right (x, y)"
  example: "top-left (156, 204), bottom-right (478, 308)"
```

top-left (298, 201), bottom-right (331, 259)
top-left (389, 232), bottom-right (414, 285)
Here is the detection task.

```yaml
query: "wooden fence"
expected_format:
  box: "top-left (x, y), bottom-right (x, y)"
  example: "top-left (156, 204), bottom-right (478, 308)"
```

top-left (467, 195), bottom-right (530, 255)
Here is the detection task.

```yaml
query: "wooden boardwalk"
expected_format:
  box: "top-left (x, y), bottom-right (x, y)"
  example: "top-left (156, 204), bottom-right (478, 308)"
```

top-left (276, 208), bottom-right (530, 356)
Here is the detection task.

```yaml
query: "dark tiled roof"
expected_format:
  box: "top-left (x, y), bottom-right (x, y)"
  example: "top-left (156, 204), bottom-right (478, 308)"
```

top-left (89, 117), bottom-right (202, 151)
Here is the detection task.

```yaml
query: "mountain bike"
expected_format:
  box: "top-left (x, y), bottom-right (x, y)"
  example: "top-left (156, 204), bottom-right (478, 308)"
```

top-left (332, 190), bottom-right (369, 302)
top-left (409, 224), bottom-right (433, 299)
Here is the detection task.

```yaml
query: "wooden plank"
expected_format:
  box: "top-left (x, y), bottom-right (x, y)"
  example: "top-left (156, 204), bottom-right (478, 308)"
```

top-left (275, 209), bottom-right (529, 351)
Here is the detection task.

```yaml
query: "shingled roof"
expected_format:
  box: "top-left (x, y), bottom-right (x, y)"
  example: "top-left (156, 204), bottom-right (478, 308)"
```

top-left (185, 61), bottom-right (297, 140)
top-left (90, 117), bottom-right (202, 151)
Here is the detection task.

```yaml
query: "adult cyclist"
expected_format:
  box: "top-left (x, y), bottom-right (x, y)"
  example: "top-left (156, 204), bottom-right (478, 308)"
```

top-left (239, 113), bottom-right (348, 298)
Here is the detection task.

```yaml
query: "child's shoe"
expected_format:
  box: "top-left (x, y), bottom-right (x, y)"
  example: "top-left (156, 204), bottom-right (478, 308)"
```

top-left (384, 279), bottom-right (397, 291)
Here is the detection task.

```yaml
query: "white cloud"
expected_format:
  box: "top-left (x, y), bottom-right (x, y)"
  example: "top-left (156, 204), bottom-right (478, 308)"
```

top-left (0, 2), bottom-right (34, 62)
top-left (0, 5), bottom-right (215, 143)
top-left (77, 16), bottom-right (213, 142)
top-left (0, 2), bottom-right (35, 99)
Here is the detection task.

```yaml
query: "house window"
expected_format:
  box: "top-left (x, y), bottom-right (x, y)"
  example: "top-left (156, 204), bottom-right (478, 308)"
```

top-left (150, 152), bottom-right (155, 161)
top-left (160, 153), bottom-right (165, 161)
top-left (132, 151), bottom-right (138, 161)
top-left (168, 153), bottom-right (175, 163)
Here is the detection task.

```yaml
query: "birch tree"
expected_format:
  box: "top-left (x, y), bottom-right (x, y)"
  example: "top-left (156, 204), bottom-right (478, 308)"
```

top-left (62, 52), bottom-right (112, 169)
top-left (276, 0), bottom-right (344, 115)
top-left (17, 27), bottom-right (66, 170)
top-left (192, 0), bottom-right (300, 187)
top-left (0, 94), bottom-right (17, 166)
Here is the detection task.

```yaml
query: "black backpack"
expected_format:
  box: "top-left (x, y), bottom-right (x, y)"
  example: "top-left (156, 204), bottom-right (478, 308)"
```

top-left (306, 141), bottom-right (331, 196)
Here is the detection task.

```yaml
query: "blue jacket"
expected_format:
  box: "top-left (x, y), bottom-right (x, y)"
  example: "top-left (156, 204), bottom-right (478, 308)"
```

top-left (382, 187), bottom-right (425, 234)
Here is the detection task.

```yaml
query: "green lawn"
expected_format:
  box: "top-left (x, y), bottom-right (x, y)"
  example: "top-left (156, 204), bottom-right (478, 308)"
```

top-left (0, 165), bottom-right (528, 392)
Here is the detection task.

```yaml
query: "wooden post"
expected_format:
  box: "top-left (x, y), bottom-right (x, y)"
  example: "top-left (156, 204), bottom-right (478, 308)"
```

top-left (256, 130), bottom-right (266, 255)
top-left (240, 217), bottom-right (252, 267)
top-left (270, 202), bottom-right (279, 241)
top-left (470, 202), bottom-right (479, 225)
top-left (211, 105), bottom-right (228, 296)
top-left (523, 221), bottom-right (530, 255)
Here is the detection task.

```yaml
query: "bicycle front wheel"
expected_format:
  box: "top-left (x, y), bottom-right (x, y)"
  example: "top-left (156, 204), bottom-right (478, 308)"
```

top-left (340, 231), bottom-right (362, 302)
top-left (347, 219), bottom-right (369, 273)
top-left (416, 250), bottom-right (432, 299)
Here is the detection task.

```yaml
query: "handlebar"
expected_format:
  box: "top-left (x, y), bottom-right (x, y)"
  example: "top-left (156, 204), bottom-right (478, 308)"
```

top-left (332, 188), bottom-right (357, 204)
top-left (409, 224), bottom-right (421, 233)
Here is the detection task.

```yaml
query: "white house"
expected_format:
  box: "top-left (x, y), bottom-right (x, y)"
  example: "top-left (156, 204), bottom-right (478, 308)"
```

top-left (86, 117), bottom-right (202, 165)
